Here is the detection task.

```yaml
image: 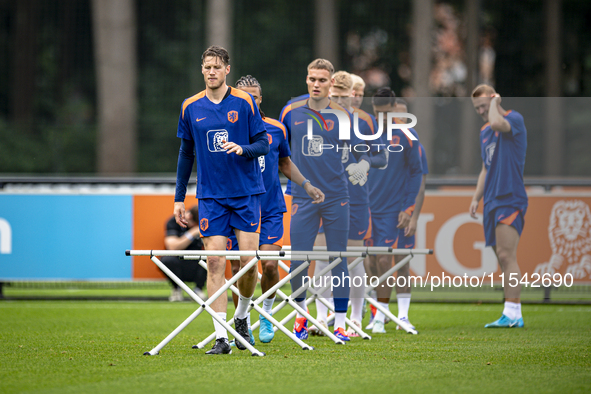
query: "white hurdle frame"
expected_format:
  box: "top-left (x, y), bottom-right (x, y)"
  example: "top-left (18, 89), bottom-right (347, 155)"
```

top-left (191, 258), bottom-right (314, 350)
top-left (363, 254), bottom-right (417, 334)
top-left (190, 252), bottom-right (361, 347)
top-left (283, 246), bottom-right (433, 335)
top-left (276, 258), bottom-right (372, 340)
top-left (252, 256), bottom-right (366, 343)
top-left (125, 249), bottom-right (364, 354)
top-left (126, 249), bottom-right (280, 356)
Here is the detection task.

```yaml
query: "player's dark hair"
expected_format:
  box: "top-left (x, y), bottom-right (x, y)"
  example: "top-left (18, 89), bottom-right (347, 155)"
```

top-left (201, 45), bottom-right (230, 65)
top-left (372, 87), bottom-right (396, 106)
top-left (236, 75), bottom-right (262, 95)
top-left (235, 75), bottom-right (265, 118)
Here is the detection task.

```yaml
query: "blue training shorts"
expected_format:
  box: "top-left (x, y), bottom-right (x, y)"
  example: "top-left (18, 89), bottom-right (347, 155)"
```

top-left (198, 195), bottom-right (261, 238)
top-left (348, 204), bottom-right (371, 240)
top-left (367, 212), bottom-right (399, 248)
top-left (227, 211), bottom-right (284, 249)
top-left (483, 205), bottom-right (527, 247)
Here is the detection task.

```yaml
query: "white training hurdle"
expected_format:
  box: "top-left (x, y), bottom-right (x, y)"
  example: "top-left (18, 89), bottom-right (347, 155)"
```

top-left (125, 247), bottom-right (432, 355)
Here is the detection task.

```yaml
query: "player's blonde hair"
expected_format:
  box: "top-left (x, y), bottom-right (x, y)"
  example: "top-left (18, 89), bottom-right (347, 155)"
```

top-left (471, 84), bottom-right (496, 98)
top-left (307, 58), bottom-right (335, 76)
top-left (350, 74), bottom-right (366, 91)
top-left (333, 71), bottom-right (353, 91)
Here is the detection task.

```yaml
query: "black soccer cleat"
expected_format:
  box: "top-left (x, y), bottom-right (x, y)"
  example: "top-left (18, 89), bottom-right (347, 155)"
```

top-left (233, 317), bottom-right (250, 350)
top-left (205, 338), bottom-right (232, 355)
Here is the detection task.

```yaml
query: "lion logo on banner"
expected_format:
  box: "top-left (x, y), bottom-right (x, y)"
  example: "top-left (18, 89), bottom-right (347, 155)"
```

top-left (534, 200), bottom-right (591, 279)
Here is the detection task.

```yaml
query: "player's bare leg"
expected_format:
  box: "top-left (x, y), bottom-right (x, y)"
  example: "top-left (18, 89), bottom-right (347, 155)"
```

top-left (260, 244), bottom-right (281, 295)
top-left (372, 254), bottom-right (393, 333)
top-left (494, 224), bottom-right (522, 302)
top-left (258, 243), bottom-right (281, 342)
top-left (202, 235), bottom-right (230, 340)
top-left (231, 229), bottom-right (260, 349)
top-left (363, 254), bottom-right (378, 329)
top-left (394, 255), bottom-right (414, 330)
top-left (309, 232), bottom-right (331, 336)
top-left (347, 239), bottom-right (365, 336)
top-left (230, 259), bottom-right (240, 309)
top-left (485, 223), bottom-right (524, 327)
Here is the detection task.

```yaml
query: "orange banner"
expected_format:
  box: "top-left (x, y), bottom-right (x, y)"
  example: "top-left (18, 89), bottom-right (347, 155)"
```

top-left (132, 192), bottom-right (591, 284)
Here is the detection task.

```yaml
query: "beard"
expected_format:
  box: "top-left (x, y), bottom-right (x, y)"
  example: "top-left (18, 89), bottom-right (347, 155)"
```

top-left (206, 77), bottom-right (225, 90)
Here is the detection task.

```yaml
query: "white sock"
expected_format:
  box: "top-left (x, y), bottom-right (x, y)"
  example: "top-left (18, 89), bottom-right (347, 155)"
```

top-left (295, 299), bottom-right (307, 318)
top-left (235, 295), bottom-right (251, 319)
top-left (349, 263), bottom-right (366, 323)
top-left (374, 301), bottom-right (389, 323)
top-left (503, 301), bottom-right (520, 320)
top-left (334, 312), bottom-right (346, 330)
top-left (350, 297), bottom-right (364, 323)
top-left (246, 312), bottom-right (251, 328)
top-left (316, 298), bottom-right (329, 322)
top-left (397, 293), bottom-right (411, 320)
top-left (516, 303), bottom-right (522, 319)
top-left (263, 297), bottom-right (275, 314)
top-left (213, 312), bottom-right (227, 339)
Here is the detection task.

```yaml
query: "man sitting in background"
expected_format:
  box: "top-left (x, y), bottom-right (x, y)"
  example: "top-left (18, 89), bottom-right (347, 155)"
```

top-left (162, 205), bottom-right (207, 301)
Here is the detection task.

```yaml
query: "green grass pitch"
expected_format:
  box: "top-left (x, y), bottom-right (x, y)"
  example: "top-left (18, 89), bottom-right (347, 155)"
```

top-left (1, 301), bottom-right (590, 393)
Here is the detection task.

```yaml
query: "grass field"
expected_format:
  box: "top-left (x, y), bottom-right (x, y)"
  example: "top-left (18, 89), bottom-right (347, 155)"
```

top-left (1, 300), bottom-right (590, 393)
top-left (4, 281), bottom-right (591, 303)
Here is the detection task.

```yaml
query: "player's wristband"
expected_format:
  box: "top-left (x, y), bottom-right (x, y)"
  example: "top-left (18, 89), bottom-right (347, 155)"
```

top-left (184, 232), bottom-right (195, 241)
top-left (301, 179), bottom-right (310, 188)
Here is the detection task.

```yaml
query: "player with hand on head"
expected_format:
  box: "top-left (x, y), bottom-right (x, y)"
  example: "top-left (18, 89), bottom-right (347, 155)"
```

top-left (226, 75), bottom-right (324, 345)
top-left (365, 87), bottom-right (423, 334)
top-left (174, 45), bottom-right (269, 355)
top-left (470, 84), bottom-right (528, 328)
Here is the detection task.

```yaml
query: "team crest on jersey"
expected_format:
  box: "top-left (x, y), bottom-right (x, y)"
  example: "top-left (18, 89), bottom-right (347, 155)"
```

top-left (258, 156), bottom-right (265, 172)
top-left (227, 110), bottom-right (239, 123)
top-left (485, 142), bottom-right (496, 166)
top-left (302, 134), bottom-right (324, 156)
top-left (207, 129), bottom-right (229, 152)
top-left (326, 119), bottom-right (335, 131)
top-left (226, 238), bottom-right (232, 250)
top-left (341, 143), bottom-right (349, 163)
top-left (200, 218), bottom-right (209, 231)
top-left (267, 133), bottom-right (273, 145)
top-left (291, 204), bottom-right (299, 216)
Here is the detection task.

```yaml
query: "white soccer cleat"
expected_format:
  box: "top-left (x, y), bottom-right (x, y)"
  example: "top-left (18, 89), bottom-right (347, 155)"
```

top-left (346, 319), bottom-right (363, 337)
top-left (309, 320), bottom-right (328, 337)
top-left (372, 320), bottom-right (386, 334)
top-left (396, 317), bottom-right (415, 331)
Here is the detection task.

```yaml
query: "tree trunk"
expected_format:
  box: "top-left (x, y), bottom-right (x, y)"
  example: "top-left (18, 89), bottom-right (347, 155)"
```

top-left (206, 0), bottom-right (232, 56)
top-left (460, 0), bottom-right (480, 174)
top-left (92, 0), bottom-right (137, 174)
top-left (314, 0), bottom-right (339, 69)
top-left (411, 0), bottom-right (434, 172)
top-left (544, 0), bottom-right (563, 176)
